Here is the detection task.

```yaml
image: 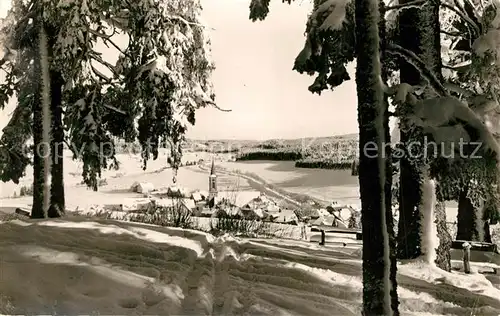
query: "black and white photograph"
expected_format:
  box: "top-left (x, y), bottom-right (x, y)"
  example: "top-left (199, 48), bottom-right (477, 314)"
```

top-left (0, 0), bottom-right (499, 314)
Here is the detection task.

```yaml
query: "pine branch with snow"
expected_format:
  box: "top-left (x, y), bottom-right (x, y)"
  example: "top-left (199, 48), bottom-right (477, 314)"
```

top-left (0, 0), bottom-right (217, 188)
top-left (295, 0), bottom-right (356, 94)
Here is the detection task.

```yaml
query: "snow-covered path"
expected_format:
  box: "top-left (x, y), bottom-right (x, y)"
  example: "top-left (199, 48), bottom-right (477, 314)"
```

top-left (0, 217), bottom-right (499, 315)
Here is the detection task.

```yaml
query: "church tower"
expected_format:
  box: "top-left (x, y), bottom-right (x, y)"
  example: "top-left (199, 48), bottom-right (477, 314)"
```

top-left (208, 158), bottom-right (218, 203)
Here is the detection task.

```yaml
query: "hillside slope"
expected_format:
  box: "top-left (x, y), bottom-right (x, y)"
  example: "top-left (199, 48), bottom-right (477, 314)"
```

top-left (0, 217), bottom-right (499, 315)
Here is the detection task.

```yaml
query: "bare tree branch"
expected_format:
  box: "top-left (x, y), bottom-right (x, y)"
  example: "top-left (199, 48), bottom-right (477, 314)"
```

top-left (87, 28), bottom-right (132, 58)
top-left (103, 103), bottom-right (126, 114)
top-left (90, 64), bottom-right (112, 82)
top-left (90, 53), bottom-right (119, 77)
top-left (205, 100), bottom-right (232, 112)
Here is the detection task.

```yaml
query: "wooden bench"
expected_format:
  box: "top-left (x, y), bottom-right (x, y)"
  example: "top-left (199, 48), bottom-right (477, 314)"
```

top-left (15, 207), bottom-right (31, 217)
top-left (450, 240), bottom-right (500, 274)
top-left (310, 226), bottom-right (363, 241)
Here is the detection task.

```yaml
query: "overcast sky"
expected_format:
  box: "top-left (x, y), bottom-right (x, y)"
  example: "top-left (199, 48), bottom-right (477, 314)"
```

top-left (0, 0), bottom-right (359, 141)
top-left (194, 0), bottom-right (358, 140)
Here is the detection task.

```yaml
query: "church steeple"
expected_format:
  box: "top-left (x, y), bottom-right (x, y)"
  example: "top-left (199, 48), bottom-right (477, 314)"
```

top-left (208, 157), bottom-right (218, 205)
top-left (210, 158), bottom-right (216, 175)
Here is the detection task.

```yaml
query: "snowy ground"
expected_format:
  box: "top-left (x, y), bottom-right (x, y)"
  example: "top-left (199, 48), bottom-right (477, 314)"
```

top-left (0, 217), bottom-right (499, 315)
top-left (0, 150), bottom-right (239, 210)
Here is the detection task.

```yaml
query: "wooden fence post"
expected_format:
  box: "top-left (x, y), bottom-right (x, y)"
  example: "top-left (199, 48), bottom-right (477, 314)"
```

top-left (462, 242), bottom-right (471, 274)
top-left (319, 229), bottom-right (325, 246)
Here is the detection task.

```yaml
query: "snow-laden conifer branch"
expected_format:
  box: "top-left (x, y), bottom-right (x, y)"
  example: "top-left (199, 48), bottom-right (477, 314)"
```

top-left (440, 30), bottom-right (462, 37)
top-left (441, 2), bottom-right (480, 37)
top-left (0, 0), bottom-right (217, 186)
top-left (387, 43), bottom-right (448, 96)
top-left (307, 0), bottom-right (352, 32)
top-left (384, 0), bottom-right (426, 11)
top-left (165, 15), bottom-right (215, 30)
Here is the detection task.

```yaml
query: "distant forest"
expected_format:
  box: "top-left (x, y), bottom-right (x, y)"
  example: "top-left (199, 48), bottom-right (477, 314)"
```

top-left (188, 136), bottom-right (359, 170)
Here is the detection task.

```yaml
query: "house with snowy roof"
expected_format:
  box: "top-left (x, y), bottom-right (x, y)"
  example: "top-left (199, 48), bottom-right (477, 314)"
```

top-left (270, 209), bottom-right (298, 224)
top-left (154, 198), bottom-right (195, 214)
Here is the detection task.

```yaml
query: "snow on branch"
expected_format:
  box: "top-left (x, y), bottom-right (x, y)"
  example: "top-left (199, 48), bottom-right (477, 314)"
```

top-left (387, 43), bottom-right (448, 96)
top-left (385, 0), bottom-right (426, 12)
top-left (309, 0), bottom-right (352, 32)
top-left (87, 28), bottom-right (132, 59)
top-left (471, 2), bottom-right (500, 63)
top-left (441, 2), bottom-right (480, 37)
top-left (249, 0), bottom-right (294, 21)
top-left (166, 15), bottom-right (215, 30)
top-left (409, 96), bottom-right (500, 158)
top-left (249, 0), bottom-right (271, 21)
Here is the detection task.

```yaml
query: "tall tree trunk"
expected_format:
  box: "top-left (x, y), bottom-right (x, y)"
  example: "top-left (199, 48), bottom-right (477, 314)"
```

top-left (435, 201), bottom-right (452, 270)
top-left (379, 2), bottom-right (399, 312)
top-left (397, 0), bottom-right (424, 260)
top-left (397, 0), bottom-right (450, 270)
top-left (48, 70), bottom-right (64, 217)
top-left (418, 1), bottom-right (451, 271)
top-left (456, 191), bottom-right (476, 240)
top-left (456, 190), bottom-right (490, 241)
top-left (31, 72), bottom-right (44, 219)
top-left (397, 162), bottom-right (421, 258)
top-left (39, 23), bottom-right (52, 218)
top-left (355, 0), bottom-right (398, 314)
top-left (31, 20), bottom-right (51, 219)
top-left (34, 22), bottom-right (65, 218)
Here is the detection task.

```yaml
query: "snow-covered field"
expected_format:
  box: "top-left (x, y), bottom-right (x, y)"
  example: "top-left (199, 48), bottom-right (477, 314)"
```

top-left (0, 217), bottom-right (499, 315)
top-left (218, 160), bottom-right (460, 218)
top-left (0, 150), bottom-right (367, 213)
top-left (219, 160), bottom-right (361, 205)
top-left (0, 150), bottom-right (241, 210)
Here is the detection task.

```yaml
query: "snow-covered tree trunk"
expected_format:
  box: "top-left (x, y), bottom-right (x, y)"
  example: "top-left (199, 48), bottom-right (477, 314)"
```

top-left (396, 0), bottom-right (451, 270)
top-left (379, 2), bottom-right (399, 312)
top-left (31, 20), bottom-right (52, 219)
top-left (456, 191), bottom-right (491, 242)
top-left (48, 70), bottom-right (64, 217)
top-left (434, 200), bottom-right (451, 271)
top-left (355, 0), bottom-right (398, 314)
top-left (419, 167), bottom-right (438, 265)
top-left (31, 74), bottom-right (45, 218)
top-left (47, 24), bottom-right (64, 218)
top-left (418, 166), bottom-right (451, 270)
top-left (397, 0), bottom-right (425, 260)
top-left (39, 23), bottom-right (51, 218)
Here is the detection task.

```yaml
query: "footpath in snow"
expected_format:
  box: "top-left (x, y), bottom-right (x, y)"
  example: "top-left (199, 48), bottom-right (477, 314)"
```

top-left (0, 217), bottom-right (499, 315)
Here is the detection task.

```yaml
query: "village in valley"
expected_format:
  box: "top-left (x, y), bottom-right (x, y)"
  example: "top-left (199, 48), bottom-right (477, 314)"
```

top-left (88, 157), bottom-right (360, 238)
